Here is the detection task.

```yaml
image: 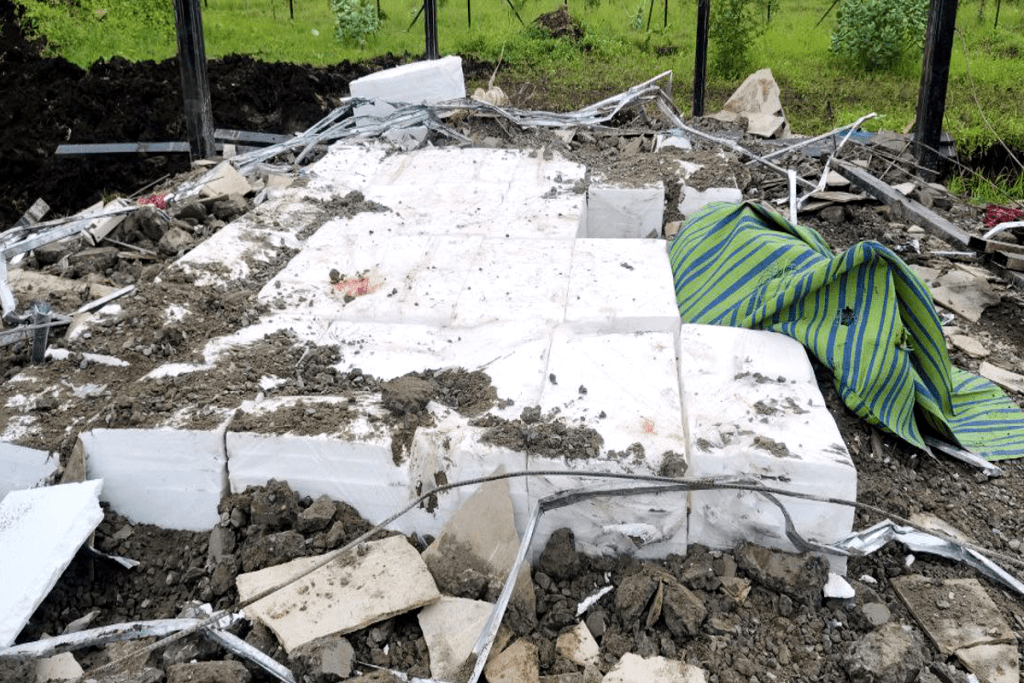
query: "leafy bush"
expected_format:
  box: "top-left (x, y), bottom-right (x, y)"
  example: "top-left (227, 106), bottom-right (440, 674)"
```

top-left (830, 0), bottom-right (928, 71)
top-left (709, 0), bottom-right (771, 79)
top-left (330, 0), bottom-right (379, 43)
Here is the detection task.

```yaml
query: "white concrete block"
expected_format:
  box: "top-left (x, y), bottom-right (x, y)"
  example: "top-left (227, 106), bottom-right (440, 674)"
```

top-left (556, 622), bottom-right (600, 668)
top-left (584, 181), bottom-right (665, 239)
top-left (0, 442), bottom-right (57, 499)
top-left (239, 535), bottom-right (440, 653)
top-left (452, 238), bottom-right (574, 326)
top-left (603, 653), bottom-right (707, 683)
top-left (565, 239), bottom-right (679, 335)
top-left (0, 480), bottom-right (104, 647)
top-left (258, 231), bottom-right (483, 325)
top-left (350, 56), bottom-right (466, 124)
top-left (655, 132), bottom-right (693, 151)
top-left (678, 324), bottom-right (856, 571)
top-left (199, 160), bottom-right (252, 198)
top-left (677, 185), bottom-right (743, 220)
top-left (80, 421), bottom-right (228, 531)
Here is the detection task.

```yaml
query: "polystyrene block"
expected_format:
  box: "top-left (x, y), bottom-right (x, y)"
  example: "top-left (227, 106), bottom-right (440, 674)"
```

top-left (584, 181), bottom-right (665, 239)
top-left (0, 442), bottom-right (56, 499)
top-left (350, 56), bottom-right (466, 123)
top-left (677, 186), bottom-right (743, 219)
top-left (305, 144), bottom-right (389, 195)
top-left (318, 320), bottom-right (553, 417)
top-left (452, 238), bottom-right (574, 325)
top-left (259, 231), bottom-right (483, 325)
top-left (565, 239), bottom-right (679, 335)
top-left (80, 422), bottom-right (228, 531)
top-left (160, 197), bottom-right (317, 287)
top-left (678, 324), bottom-right (855, 571)
top-left (0, 480), bottom-right (104, 647)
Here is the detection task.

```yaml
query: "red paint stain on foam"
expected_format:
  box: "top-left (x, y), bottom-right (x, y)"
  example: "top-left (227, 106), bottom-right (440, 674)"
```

top-left (642, 418), bottom-right (655, 434)
top-left (333, 278), bottom-right (384, 297)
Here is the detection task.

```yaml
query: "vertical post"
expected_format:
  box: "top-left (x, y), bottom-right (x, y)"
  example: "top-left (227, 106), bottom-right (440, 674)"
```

top-left (172, 0), bottom-right (216, 160)
top-left (424, 0), bottom-right (439, 59)
top-left (693, 0), bottom-right (709, 117)
top-left (467, 0), bottom-right (471, 28)
top-left (31, 301), bottom-right (51, 364)
top-left (290, 0), bottom-right (294, 18)
top-left (993, 0), bottom-right (1001, 28)
top-left (663, 0), bottom-right (668, 28)
top-left (914, 0), bottom-right (958, 177)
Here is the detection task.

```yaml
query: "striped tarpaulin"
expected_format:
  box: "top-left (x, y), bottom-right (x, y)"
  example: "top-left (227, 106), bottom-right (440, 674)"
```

top-left (669, 201), bottom-right (1024, 461)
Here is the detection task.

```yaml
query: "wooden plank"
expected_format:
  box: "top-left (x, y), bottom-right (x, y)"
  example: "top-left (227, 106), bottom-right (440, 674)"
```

top-left (913, 0), bottom-right (958, 175)
top-left (832, 159), bottom-right (969, 246)
top-left (692, 0), bottom-right (709, 117)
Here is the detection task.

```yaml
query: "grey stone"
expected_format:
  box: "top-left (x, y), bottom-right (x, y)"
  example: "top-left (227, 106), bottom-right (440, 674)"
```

top-left (211, 193), bottom-right (249, 221)
top-left (297, 495), bottom-right (337, 534)
top-left (208, 525), bottom-right (236, 563)
top-left (249, 479), bottom-right (300, 530)
top-left (539, 528), bottom-right (582, 581)
top-left (209, 555), bottom-right (239, 597)
top-left (158, 226), bottom-right (193, 255)
top-left (240, 530), bottom-right (305, 572)
top-left (862, 602), bottom-right (891, 627)
top-left (661, 581), bottom-right (707, 638)
top-left (290, 635), bottom-right (355, 682)
top-left (585, 611), bottom-right (606, 638)
top-left (842, 622), bottom-right (927, 683)
top-left (734, 542), bottom-right (829, 604)
top-left (172, 201), bottom-right (207, 222)
top-left (167, 660), bottom-right (252, 683)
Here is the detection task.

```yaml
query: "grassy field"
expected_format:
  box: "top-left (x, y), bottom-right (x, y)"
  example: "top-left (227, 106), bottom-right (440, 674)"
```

top-left (10, 0), bottom-right (1024, 195)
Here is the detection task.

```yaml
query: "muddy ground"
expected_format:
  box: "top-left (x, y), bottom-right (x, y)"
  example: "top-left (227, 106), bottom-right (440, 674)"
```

top-left (4, 1), bottom-right (1024, 681)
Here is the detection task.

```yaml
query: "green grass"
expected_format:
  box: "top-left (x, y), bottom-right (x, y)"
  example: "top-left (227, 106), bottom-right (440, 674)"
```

top-left (12, 0), bottom-right (1024, 199)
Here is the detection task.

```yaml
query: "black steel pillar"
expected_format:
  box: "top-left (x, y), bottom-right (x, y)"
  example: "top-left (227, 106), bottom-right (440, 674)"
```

top-left (693, 0), bottom-right (709, 117)
top-left (424, 0), bottom-right (439, 59)
top-left (914, 0), bottom-right (958, 176)
top-left (172, 0), bottom-right (216, 160)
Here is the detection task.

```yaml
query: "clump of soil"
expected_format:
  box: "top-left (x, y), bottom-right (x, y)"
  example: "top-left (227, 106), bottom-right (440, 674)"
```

top-left (471, 405), bottom-right (605, 460)
top-left (534, 5), bottom-right (585, 41)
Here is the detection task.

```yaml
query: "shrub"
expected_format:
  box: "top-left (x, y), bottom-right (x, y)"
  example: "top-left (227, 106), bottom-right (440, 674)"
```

top-left (830, 0), bottom-right (928, 71)
top-left (331, 0), bottom-right (379, 43)
top-left (709, 0), bottom-right (771, 79)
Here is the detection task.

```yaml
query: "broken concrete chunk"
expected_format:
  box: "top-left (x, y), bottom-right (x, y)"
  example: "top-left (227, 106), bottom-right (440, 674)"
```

top-left (485, 638), bottom-right (540, 683)
top-left (417, 596), bottom-right (495, 680)
top-left (555, 622), bottom-right (600, 668)
top-left (157, 226), bottom-right (193, 256)
top-left (711, 68), bottom-right (790, 139)
top-left (955, 643), bottom-right (1020, 683)
top-left (167, 660), bottom-right (252, 683)
top-left (602, 653), bottom-right (707, 683)
top-left (239, 535), bottom-right (439, 653)
top-left (930, 269), bottom-right (1000, 323)
top-left (0, 480), bottom-right (104, 647)
top-left (296, 495), bottom-right (337, 534)
top-left (421, 473), bottom-right (537, 631)
top-left (36, 650), bottom-right (83, 682)
top-left (211, 193), bottom-right (249, 221)
top-left (200, 161), bottom-right (252, 198)
top-left (891, 576), bottom-right (1016, 655)
top-left (949, 333), bottom-right (990, 358)
top-left (734, 542), bottom-right (829, 605)
top-left (842, 623), bottom-right (928, 683)
top-left (979, 362), bottom-right (1024, 395)
top-left (289, 635), bottom-right (355, 682)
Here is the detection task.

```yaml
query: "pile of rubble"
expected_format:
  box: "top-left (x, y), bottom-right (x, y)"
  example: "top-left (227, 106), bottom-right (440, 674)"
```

top-left (3, 61), bottom-right (1024, 683)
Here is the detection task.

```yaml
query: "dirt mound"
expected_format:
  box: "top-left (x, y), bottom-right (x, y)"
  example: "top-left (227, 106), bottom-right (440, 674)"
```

top-left (534, 5), bottom-right (584, 41)
top-left (0, 0), bottom-right (493, 226)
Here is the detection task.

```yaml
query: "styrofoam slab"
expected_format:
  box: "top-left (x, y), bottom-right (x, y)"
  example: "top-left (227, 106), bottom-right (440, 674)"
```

top-left (160, 198), bottom-right (320, 287)
top-left (350, 55), bottom-right (465, 123)
top-left (678, 324), bottom-right (855, 571)
top-left (677, 186), bottom-right (743, 220)
top-left (584, 182), bottom-right (665, 239)
top-left (452, 238), bottom-right (574, 325)
top-left (369, 147), bottom-right (526, 186)
top-left (539, 327), bottom-right (686, 455)
top-left (0, 442), bottom-right (57, 499)
top-left (319, 320), bottom-right (553, 416)
top-left (80, 423), bottom-right (228, 530)
top-left (305, 144), bottom-right (390, 195)
top-left (0, 480), bottom-right (104, 647)
top-left (565, 239), bottom-right (679, 335)
top-left (258, 231), bottom-right (482, 325)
